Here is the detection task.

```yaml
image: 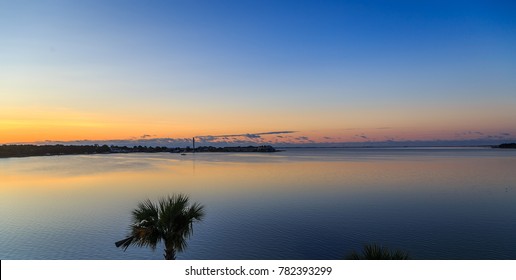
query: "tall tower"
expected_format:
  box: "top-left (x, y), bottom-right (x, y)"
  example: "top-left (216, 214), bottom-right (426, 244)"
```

top-left (192, 137), bottom-right (195, 153)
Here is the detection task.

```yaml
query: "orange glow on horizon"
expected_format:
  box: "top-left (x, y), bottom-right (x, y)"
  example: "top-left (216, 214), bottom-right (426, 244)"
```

top-left (1, 103), bottom-right (515, 144)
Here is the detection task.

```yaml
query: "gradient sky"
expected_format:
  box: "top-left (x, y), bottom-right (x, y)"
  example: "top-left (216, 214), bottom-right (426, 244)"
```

top-left (1, 0), bottom-right (515, 145)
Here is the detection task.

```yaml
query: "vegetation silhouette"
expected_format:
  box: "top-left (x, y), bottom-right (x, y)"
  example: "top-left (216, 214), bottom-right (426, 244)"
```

top-left (115, 194), bottom-right (205, 260)
top-left (0, 144), bottom-right (277, 158)
top-left (494, 143), bottom-right (516, 149)
top-left (347, 244), bottom-right (410, 260)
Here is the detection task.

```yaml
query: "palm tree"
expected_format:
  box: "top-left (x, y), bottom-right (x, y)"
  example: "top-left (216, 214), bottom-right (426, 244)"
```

top-left (347, 244), bottom-right (410, 260)
top-left (115, 194), bottom-right (205, 260)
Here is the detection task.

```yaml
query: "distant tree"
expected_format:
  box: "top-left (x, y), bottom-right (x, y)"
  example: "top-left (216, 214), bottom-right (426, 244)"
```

top-left (115, 194), bottom-right (205, 260)
top-left (98, 145), bottom-right (111, 153)
top-left (498, 143), bottom-right (516, 149)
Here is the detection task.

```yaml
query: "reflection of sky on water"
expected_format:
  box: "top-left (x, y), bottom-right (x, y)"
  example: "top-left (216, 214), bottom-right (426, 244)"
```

top-left (1, 148), bottom-right (516, 259)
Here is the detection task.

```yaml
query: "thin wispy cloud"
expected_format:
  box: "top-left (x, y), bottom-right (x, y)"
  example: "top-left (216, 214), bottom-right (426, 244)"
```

top-left (196, 131), bottom-right (297, 140)
top-left (456, 131), bottom-right (485, 137)
top-left (354, 134), bottom-right (369, 140)
top-left (454, 131), bottom-right (513, 140)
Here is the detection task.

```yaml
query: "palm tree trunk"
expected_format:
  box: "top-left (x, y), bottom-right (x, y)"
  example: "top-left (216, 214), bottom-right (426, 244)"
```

top-left (164, 247), bottom-right (176, 260)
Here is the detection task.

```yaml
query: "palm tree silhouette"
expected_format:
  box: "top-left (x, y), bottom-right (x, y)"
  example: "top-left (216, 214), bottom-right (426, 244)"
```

top-left (347, 244), bottom-right (410, 260)
top-left (115, 194), bottom-right (205, 260)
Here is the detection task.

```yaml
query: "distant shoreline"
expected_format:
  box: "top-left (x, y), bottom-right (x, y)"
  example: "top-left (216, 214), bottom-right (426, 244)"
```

top-left (492, 143), bottom-right (516, 149)
top-left (2, 143), bottom-right (515, 159)
top-left (0, 144), bottom-right (278, 159)
top-left (278, 145), bottom-right (509, 149)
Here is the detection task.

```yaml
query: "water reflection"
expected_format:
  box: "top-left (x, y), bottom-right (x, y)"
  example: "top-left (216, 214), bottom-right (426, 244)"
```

top-left (1, 148), bottom-right (516, 259)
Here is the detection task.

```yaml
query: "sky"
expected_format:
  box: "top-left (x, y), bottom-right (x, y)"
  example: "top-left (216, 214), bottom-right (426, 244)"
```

top-left (1, 0), bottom-right (515, 146)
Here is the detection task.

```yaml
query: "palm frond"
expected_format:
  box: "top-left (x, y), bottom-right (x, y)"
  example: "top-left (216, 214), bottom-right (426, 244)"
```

top-left (347, 244), bottom-right (410, 260)
top-left (114, 236), bottom-right (134, 250)
top-left (116, 194), bottom-right (205, 259)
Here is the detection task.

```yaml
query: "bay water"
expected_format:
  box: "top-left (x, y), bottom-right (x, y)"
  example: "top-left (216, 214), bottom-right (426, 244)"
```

top-left (1, 147), bottom-right (515, 259)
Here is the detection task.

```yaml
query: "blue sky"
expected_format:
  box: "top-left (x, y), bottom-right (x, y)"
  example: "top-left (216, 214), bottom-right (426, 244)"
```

top-left (1, 0), bottom-right (515, 145)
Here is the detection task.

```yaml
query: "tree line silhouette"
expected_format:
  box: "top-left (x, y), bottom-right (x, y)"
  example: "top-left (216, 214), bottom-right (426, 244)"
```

top-left (0, 144), bottom-right (277, 158)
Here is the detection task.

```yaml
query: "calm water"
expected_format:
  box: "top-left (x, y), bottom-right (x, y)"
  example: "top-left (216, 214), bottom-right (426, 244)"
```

top-left (1, 147), bottom-right (516, 260)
